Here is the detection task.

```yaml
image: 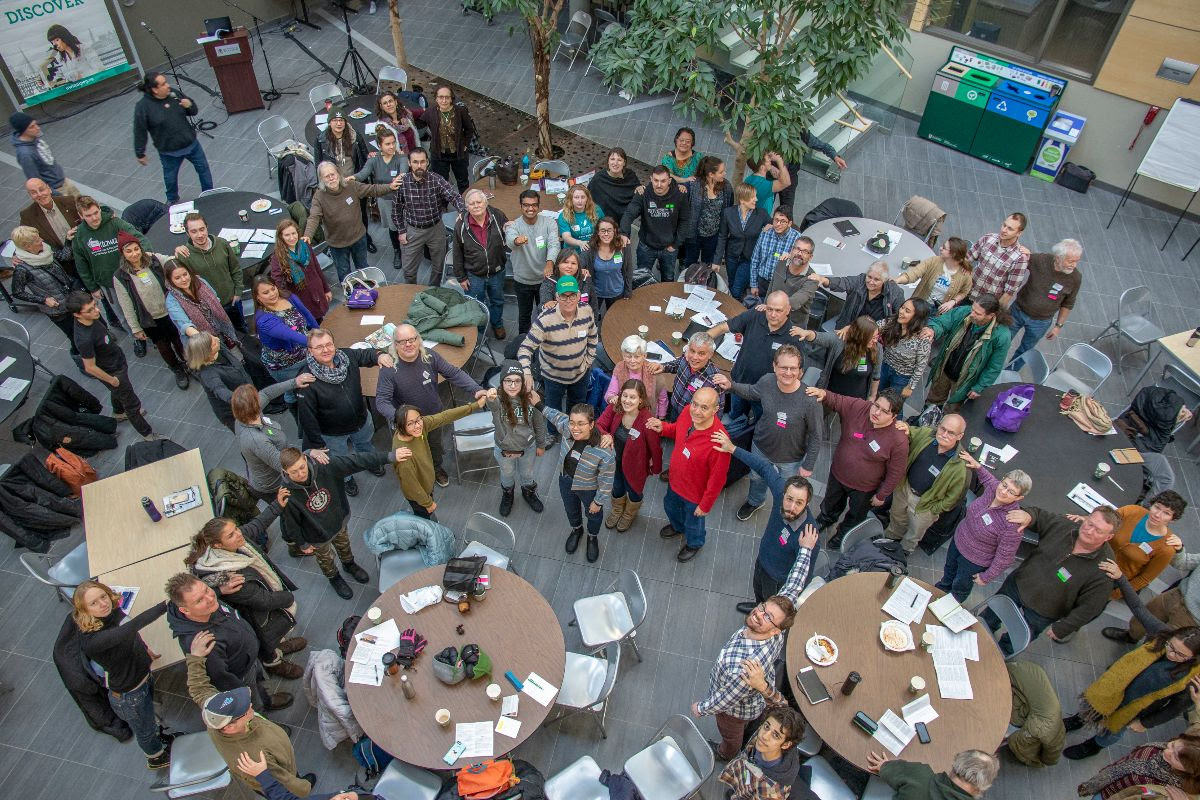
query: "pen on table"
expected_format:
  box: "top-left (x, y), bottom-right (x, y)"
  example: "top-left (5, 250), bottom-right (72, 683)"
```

top-left (526, 676), bottom-right (545, 690)
top-left (1107, 475), bottom-right (1124, 491)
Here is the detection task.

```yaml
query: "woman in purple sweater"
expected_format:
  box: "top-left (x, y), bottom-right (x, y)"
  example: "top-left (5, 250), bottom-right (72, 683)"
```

top-left (252, 275), bottom-right (318, 405)
top-left (935, 451), bottom-right (1031, 603)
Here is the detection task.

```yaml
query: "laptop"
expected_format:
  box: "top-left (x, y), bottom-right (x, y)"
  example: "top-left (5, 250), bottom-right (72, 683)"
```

top-left (203, 16), bottom-right (233, 38)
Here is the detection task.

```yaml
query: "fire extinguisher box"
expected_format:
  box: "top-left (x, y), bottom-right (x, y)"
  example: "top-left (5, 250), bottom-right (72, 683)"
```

top-left (1031, 110), bottom-right (1086, 182)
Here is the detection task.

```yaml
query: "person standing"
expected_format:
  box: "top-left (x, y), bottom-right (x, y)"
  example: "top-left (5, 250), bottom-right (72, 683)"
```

top-left (894, 237), bottom-right (973, 316)
top-left (662, 126), bottom-right (703, 187)
top-left (747, 209), bottom-right (801, 300)
top-left (581, 217), bottom-right (633, 318)
top-left (921, 295), bottom-right (1013, 412)
top-left (620, 165), bottom-right (688, 282)
top-left (1008, 238), bottom-right (1083, 370)
top-left (588, 147), bottom-right (641, 224)
top-left (647, 387), bottom-right (730, 562)
top-left (777, 130), bottom-right (848, 214)
top-left (19, 177), bottom-right (81, 277)
top-left (391, 148), bottom-right (465, 286)
top-left (683, 155), bottom-right (732, 265)
top-left (268, 219), bottom-right (331, 323)
top-left (715, 183), bottom-right (769, 301)
top-left (884, 416), bottom-right (969, 555)
top-left (1104, 493), bottom-right (1189, 602)
top-left (505, 190), bottom-right (560, 335)
top-left (606, 335), bottom-right (668, 416)
top-left (765, 239), bottom-right (822, 327)
top-left (486, 363), bottom-right (551, 516)
top-left (303, 161), bottom-right (398, 282)
top-left (743, 152), bottom-right (791, 215)
top-left (877, 298), bottom-right (933, 399)
top-left (453, 189), bottom-right (510, 340)
top-left (10, 112), bottom-right (77, 195)
top-left (390, 397), bottom-right (486, 519)
top-left (172, 212), bottom-right (245, 331)
top-left (67, 291), bottom-right (155, 439)
top-left (597, 379), bottom-right (662, 533)
top-left (350, 127), bottom-right (407, 269)
top-left (709, 293), bottom-right (806, 423)
top-left (132, 72), bottom-right (213, 204)
top-left (72, 194), bottom-right (145, 328)
top-left (111, 232), bottom-right (189, 389)
top-left (543, 402), bottom-right (615, 563)
top-left (557, 185), bottom-right (603, 254)
top-left (427, 86), bottom-right (476, 192)
top-left (252, 276), bottom-right (319, 406)
top-left (968, 213), bottom-right (1030, 307)
top-left (518, 275), bottom-right (598, 414)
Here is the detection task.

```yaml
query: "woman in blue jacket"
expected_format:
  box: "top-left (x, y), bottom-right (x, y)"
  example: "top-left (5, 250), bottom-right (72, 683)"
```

top-left (251, 275), bottom-right (318, 404)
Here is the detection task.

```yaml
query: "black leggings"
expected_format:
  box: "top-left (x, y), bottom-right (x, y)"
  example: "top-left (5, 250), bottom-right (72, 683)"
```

top-left (143, 316), bottom-right (184, 370)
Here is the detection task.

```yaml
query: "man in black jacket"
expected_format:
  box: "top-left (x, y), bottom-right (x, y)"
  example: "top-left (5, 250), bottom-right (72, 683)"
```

top-left (453, 189), bottom-right (510, 340)
top-left (166, 572), bottom-right (292, 712)
top-left (132, 72), bottom-right (213, 204)
top-left (280, 446), bottom-right (406, 599)
top-left (296, 328), bottom-right (395, 497)
top-left (620, 165), bottom-right (689, 282)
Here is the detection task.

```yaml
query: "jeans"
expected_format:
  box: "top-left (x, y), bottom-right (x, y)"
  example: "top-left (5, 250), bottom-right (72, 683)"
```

top-left (266, 360), bottom-right (306, 404)
top-left (559, 474), bottom-right (601, 534)
top-left (329, 235), bottom-right (370, 282)
top-left (878, 361), bottom-right (912, 394)
top-left (746, 444), bottom-right (804, 509)
top-left (108, 677), bottom-right (165, 757)
top-left (728, 257), bottom-right (752, 300)
top-left (682, 234), bottom-right (718, 267)
top-left (494, 446), bottom-right (538, 488)
top-left (1093, 727), bottom-right (1125, 747)
top-left (611, 467), bottom-right (642, 501)
top-left (636, 241), bottom-right (678, 282)
top-left (715, 711), bottom-right (760, 761)
top-left (158, 140), bottom-right (213, 204)
top-left (108, 367), bottom-right (153, 436)
top-left (664, 486), bottom-right (707, 548)
top-left (515, 280), bottom-right (542, 334)
top-left (542, 373), bottom-right (590, 415)
top-left (1008, 303), bottom-right (1055, 370)
top-left (466, 270), bottom-right (506, 330)
top-left (935, 538), bottom-right (988, 603)
top-left (322, 416), bottom-right (375, 483)
top-left (728, 395), bottom-right (762, 427)
top-left (981, 576), bottom-right (1056, 655)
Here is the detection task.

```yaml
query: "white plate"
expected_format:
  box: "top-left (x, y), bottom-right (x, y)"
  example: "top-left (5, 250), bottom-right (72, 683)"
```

top-left (349, 342), bottom-right (371, 350)
top-left (169, 224), bottom-right (185, 234)
top-left (250, 199), bottom-right (271, 212)
top-left (880, 620), bottom-right (915, 652)
top-left (805, 635), bottom-right (838, 666)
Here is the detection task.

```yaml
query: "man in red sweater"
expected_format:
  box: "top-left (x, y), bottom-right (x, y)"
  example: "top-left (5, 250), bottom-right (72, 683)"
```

top-left (647, 387), bottom-right (730, 562)
top-left (807, 386), bottom-right (909, 549)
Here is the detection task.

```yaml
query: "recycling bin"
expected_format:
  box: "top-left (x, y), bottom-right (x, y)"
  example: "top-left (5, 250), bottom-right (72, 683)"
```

top-left (918, 62), bottom-right (998, 153)
top-left (1031, 110), bottom-right (1086, 182)
top-left (969, 79), bottom-right (1057, 172)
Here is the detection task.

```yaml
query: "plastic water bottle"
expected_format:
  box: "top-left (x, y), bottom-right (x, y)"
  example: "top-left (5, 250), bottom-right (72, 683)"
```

top-left (521, 151), bottom-right (530, 172)
top-left (141, 497), bottom-right (162, 522)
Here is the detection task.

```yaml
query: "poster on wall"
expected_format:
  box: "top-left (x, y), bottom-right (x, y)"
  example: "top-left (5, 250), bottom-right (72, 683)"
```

top-left (0, 0), bottom-right (134, 106)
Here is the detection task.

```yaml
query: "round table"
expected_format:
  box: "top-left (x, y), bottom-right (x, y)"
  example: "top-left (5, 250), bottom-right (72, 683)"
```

top-left (321, 284), bottom-right (477, 397)
top-left (468, 177), bottom-right (565, 224)
top-left (0, 336), bottom-right (35, 423)
top-left (958, 382), bottom-right (1141, 513)
top-left (144, 190), bottom-right (287, 276)
top-left (601, 283), bottom-right (742, 371)
top-left (303, 93), bottom-right (423, 150)
top-left (804, 216), bottom-right (935, 285)
top-left (786, 572), bottom-right (1011, 772)
top-left (345, 566), bottom-right (565, 770)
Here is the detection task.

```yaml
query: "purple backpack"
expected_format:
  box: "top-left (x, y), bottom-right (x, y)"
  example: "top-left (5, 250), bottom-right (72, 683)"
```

top-left (987, 384), bottom-right (1035, 433)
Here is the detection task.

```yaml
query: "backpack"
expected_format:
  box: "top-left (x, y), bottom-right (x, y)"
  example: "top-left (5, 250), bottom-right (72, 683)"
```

top-left (986, 383), bottom-right (1035, 433)
top-left (456, 759), bottom-right (519, 800)
top-left (342, 276), bottom-right (379, 309)
top-left (44, 448), bottom-right (97, 497)
top-left (207, 468), bottom-right (259, 526)
top-left (351, 735), bottom-right (394, 781)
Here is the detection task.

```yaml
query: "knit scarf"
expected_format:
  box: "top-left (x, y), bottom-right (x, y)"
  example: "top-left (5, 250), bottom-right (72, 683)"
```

top-left (1081, 642), bottom-right (1200, 732)
top-left (169, 278), bottom-right (238, 349)
top-left (306, 349), bottom-right (349, 384)
top-left (286, 242), bottom-right (311, 289)
top-left (194, 545), bottom-right (297, 617)
top-left (14, 241), bottom-right (54, 266)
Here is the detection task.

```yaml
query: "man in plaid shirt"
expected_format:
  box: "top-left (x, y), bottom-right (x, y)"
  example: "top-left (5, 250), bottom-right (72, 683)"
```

top-left (390, 147), bottom-right (465, 286)
top-left (747, 208), bottom-right (802, 299)
top-left (968, 213), bottom-right (1030, 307)
top-left (692, 595), bottom-right (797, 760)
top-left (650, 331), bottom-right (726, 420)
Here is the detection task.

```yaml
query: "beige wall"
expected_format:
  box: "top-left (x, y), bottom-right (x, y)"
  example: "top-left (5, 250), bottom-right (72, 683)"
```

top-left (896, 30), bottom-right (1197, 209)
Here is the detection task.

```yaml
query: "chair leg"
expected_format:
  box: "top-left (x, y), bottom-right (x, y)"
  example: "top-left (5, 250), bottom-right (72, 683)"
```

top-left (1089, 321), bottom-right (1117, 344)
top-left (591, 706), bottom-right (608, 739)
top-left (626, 634), bottom-right (642, 663)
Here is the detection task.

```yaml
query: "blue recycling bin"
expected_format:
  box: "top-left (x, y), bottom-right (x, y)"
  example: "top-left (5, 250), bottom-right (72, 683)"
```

top-left (969, 79), bottom-right (1057, 172)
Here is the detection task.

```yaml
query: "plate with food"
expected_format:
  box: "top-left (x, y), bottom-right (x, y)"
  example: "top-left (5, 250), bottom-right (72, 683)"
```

top-left (348, 108), bottom-right (370, 119)
top-left (805, 634), bottom-right (838, 666)
top-left (250, 198), bottom-right (272, 213)
top-left (169, 223), bottom-right (186, 234)
top-left (880, 620), bottom-right (915, 652)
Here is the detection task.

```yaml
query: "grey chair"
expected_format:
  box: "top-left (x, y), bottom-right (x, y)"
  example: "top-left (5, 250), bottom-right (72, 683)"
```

top-left (584, 22), bottom-right (623, 78)
top-left (20, 541), bottom-right (90, 601)
top-left (343, 266), bottom-right (388, 290)
top-left (1090, 285), bottom-right (1166, 366)
top-left (1000, 348), bottom-right (1050, 385)
top-left (257, 115), bottom-right (297, 176)
top-left (1044, 342), bottom-right (1113, 395)
top-left (552, 11), bottom-right (592, 70)
top-left (373, 760), bottom-right (441, 800)
top-left (811, 547), bottom-right (831, 580)
top-left (548, 642), bottom-right (620, 737)
top-left (861, 774), bottom-right (895, 800)
top-left (149, 732), bottom-right (230, 798)
top-left (459, 512), bottom-right (516, 571)
top-left (196, 187), bottom-right (234, 197)
top-left (623, 714), bottom-right (714, 800)
top-left (836, 515), bottom-right (885, 553)
top-left (1160, 362), bottom-right (1200, 456)
top-left (802, 755), bottom-right (856, 800)
top-left (451, 411), bottom-right (497, 482)
top-left (308, 82), bottom-right (344, 111)
top-left (377, 547), bottom-right (426, 593)
top-left (0, 317), bottom-right (54, 378)
top-left (972, 593), bottom-right (1032, 658)
top-left (893, 195), bottom-right (947, 246)
top-left (532, 159), bottom-right (571, 178)
top-left (795, 720), bottom-right (823, 756)
top-left (572, 568), bottom-right (647, 661)
top-left (794, 575), bottom-right (825, 606)
top-left (376, 65), bottom-right (409, 94)
top-left (545, 755), bottom-right (607, 800)
top-left (471, 155), bottom-right (500, 184)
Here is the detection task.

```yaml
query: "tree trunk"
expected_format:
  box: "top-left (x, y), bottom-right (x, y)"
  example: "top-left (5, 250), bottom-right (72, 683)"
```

top-left (387, 0), bottom-right (408, 73)
top-left (529, 22), bottom-right (554, 160)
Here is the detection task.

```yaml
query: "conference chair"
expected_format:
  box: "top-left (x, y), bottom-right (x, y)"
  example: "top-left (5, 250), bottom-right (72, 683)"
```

top-left (571, 568), bottom-right (647, 661)
top-left (548, 642), bottom-right (620, 738)
top-left (545, 756), bottom-right (606, 800)
top-left (451, 411), bottom-right (496, 481)
top-left (803, 755), bottom-right (856, 800)
top-left (836, 515), bottom-right (885, 553)
top-left (999, 349), bottom-right (1049, 386)
top-left (0, 318), bottom-right (53, 379)
top-left (1090, 285), bottom-right (1166, 367)
top-left (458, 512), bottom-right (516, 572)
top-left (149, 732), bottom-right (230, 798)
top-left (308, 83), bottom-right (344, 111)
top-left (623, 714), bottom-right (714, 800)
top-left (19, 541), bottom-right (90, 602)
top-left (973, 593), bottom-right (1033, 658)
top-left (372, 761), bottom-right (441, 800)
top-left (552, 11), bottom-right (592, 70)
top-left (376, 65), bottom-right (409, 94)
top-left (1044, 343), bottom-right (1113, 395)
top-left (257, 115), bottom-right (297, 176)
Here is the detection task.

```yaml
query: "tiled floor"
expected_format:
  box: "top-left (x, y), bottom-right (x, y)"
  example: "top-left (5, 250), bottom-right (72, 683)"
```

top-left (0, 4), bottom-right (1199, 799)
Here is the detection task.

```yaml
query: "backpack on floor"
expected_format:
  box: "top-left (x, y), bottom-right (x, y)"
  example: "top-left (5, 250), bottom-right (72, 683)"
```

top-left (45, 448), bottom-right (98, 497)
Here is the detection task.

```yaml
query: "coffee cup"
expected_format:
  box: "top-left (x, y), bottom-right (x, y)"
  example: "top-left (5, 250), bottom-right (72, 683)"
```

top-left (671, 331), bottom-right (683, 346)
top-left (238, 209), bottom-right (248, 222)
top-left (921, 631), bottom-right (936, 651)
top-left (968, 437), bottom-right (982, 454)
top-left (366, 606), bottom-right (382, 622)
top-left (1095, 462), bottom-right (1111, 480)
top-left (637, 325), bottom-right (649, 338)
top-left (486, 683), bottom-right (502, 701)
top-left (435, 708), bottom-right (451, 726)
top-left (909, 676), bottom-right (926, 694)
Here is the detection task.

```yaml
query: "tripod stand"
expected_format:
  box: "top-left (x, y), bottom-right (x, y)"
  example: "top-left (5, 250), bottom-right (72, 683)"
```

top-left (332, 1), bottom-right (375, 95)
top-left (139, 21), bottom-right (218, 135)
top-left (223, 0), bottom-right (298, 107)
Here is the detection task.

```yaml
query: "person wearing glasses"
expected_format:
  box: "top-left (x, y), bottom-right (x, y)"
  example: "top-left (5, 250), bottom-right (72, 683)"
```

top-left (884, 415), bottom-right (970, 556)
top-left (375, 323), bottom-right (485, 490)
top-left (805, 386), bottom-right (909, 549)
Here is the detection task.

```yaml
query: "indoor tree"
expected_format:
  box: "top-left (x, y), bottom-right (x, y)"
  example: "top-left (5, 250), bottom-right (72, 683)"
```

top-left (387, 0), bottom-right (409, 73)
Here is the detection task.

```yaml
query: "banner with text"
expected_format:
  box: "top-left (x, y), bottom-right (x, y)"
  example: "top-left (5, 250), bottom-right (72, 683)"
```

top-left (0, 0), bottom-right (133, 106)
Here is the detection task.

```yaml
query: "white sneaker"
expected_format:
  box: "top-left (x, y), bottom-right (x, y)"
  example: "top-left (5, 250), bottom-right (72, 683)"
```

top-left (368, 1), bottom-right (377, 12)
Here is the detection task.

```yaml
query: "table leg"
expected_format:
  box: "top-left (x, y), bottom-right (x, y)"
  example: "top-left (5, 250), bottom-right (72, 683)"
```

top-left (1128, 346), bottom-right (1162, 396)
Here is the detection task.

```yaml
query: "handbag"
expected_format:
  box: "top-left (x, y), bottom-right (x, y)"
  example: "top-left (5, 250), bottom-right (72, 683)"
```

top-left (986, 384), bottom-right (1035, 433)
top-left (442, 555), bottom-right (486, 592)
top-left (342, 276), bottom-right (379, 310)
top-left (1063, 393), bottom-right (1113, 435)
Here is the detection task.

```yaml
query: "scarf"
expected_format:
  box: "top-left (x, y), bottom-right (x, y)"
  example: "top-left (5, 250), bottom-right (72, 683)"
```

top-left (194, 545), bottom-right (297, 618)
top-left (1081, 642), bottom-right (1200, 732)
top-left (306, 349), bottom-right (349, 384)
top-left (170, 278), bottom-right (238, 348)
top-left (14, 241), bottom-right (54, 266)
top-left (286, 242), bottom-right (311, 289)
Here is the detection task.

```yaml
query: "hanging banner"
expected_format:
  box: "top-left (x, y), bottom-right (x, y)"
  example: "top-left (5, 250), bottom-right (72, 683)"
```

top-left (0, 0), bottom-right (134, 106)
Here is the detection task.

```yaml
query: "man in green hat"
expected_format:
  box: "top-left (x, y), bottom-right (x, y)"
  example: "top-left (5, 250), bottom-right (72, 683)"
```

top-left (518, 274), bottom-right (598, 415)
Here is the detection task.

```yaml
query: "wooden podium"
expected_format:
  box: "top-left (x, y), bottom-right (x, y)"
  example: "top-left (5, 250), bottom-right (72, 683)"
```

top-left (202, 27), bottom-right (263, 113)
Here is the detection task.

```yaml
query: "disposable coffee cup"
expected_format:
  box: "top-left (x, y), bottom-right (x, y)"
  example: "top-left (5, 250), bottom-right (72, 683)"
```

top-left (637, 325), bottom-right (649, 337)
top-left (1095, 462), bottom-right (1111, 480)
top-left (238, 209), bottom-right (248, 221)
top-left (486, 683), bottom-right (502, 701)
top-left (366, 606), bottom-right (382, 622)
top-left (909, 676), bottom-right (926, 693)
top-left (435, 708), bottom-right (451, 726)
top-left (968, 437), bottom-right (982, 454)
top-left (921, 631), bottom-right (936, 651)
top-left (671, 331), bottom-right (683, 345)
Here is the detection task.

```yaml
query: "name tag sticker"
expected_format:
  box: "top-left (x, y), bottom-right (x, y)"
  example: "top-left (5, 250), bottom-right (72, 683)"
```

top-left (868, 440), bottom-right (880, 452)
top-left (534, 235), bottom-right (545, 248)
top-left (981, 513), bottom-right (993, 526)
top-left (568, 450), bottom-right (581, 460)
top-left (690, 378), bottom-right (703, 389)
top-left (614, 253), bottom-right (622, 263)
top-left (856, 363), bottom-right (869, 373)
top-left (1056, 567), bottom-right (1072, 583)
top-left (778, 528), bottom-right (791, 546)
top-left (771, 342), bottom-right (781, 350)
top-left (852, 432), bottom-right (864, 439)
top-left (1139, 542), bottom-right (1155, 554)
top-left (928, 465), bottom-right (941, 477)
top-left (629, 429), bottom-right (640, 439)
top-left (346, 196), bottom-right (355, 205)
top-left (682, 447), bottom-right (691, 459)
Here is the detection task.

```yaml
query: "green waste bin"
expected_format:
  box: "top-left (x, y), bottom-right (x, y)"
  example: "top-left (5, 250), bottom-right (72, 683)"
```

top-left (918, 63), bottom-right (997, 153)
top-left (969, 79), bottom-right (1057, 173)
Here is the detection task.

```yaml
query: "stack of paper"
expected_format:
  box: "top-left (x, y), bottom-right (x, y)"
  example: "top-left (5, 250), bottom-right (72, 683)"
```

top-left (348, 662), bottom-right (383, 686)
top-left (455, 722), bottom-right (493, 758)
top-left (929, 595), bottom-right (977, 634)
top-left (664, 296), bottom-right (688, 317)
top-left (716, 335), bottom-right (741, 362)
top-left (1069, 482), bottom-right (1114, 513)
top-left (521, 672), bottom-right (558, 706)
top-left (218, 228), bottom-right (256, 244)
top-left (809, 262), bottom-right (833, 276)
top-left (0, 356), bottom-right (13, 376)
top-left (0, 377), bottom-right (30, 401)
top-left (882, 578), bottom-right (932, 625)
top-left (872, 709), bottom-right (916, 756)
top-left (933, 648), bottom-right (973, 699)
top-left (241, 243), bottom-right (269, 260)
top-left (927, 624), bottom-right (979, 661)
top-left (901, 694), bottom-right (939, 726)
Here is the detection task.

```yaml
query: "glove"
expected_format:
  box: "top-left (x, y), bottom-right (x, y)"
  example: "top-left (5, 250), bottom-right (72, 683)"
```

top-left (395, 628), bottom-right (427, 668)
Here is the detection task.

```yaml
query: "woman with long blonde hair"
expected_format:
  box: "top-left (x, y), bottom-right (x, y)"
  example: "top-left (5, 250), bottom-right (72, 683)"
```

top-left (558, 185), bottom-right (603, 253)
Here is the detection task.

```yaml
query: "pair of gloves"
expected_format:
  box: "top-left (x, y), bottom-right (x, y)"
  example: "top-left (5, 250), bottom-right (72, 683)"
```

top-left (395, 628), bottom-right (427, 669)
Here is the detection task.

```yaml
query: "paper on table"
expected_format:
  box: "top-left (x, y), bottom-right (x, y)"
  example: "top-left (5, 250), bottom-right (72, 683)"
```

top-left (872, 709), bottom-right (915, 756)
top-left (929, 594), bottom-right (976, 634)
top-left (0, 377), bottom-right (30, 401)
top-left (348, 662), bottom-right (383, 686)
top-left (501, 694), bottom-right (519, 717)
top-left (649, 305), bottom-right (662, 312)
top-left (716, 335), bottom-right (741, 362)
top-left (422, 339), bottom-right (440, 350)
top-left (686, 285), bottom-right (716, 303)
top-left (999, 444), bottom-right (1019, 462)
top-left (927, 624), bottom-right (979, 661)
top-left (822, 237), bottom-right (844, 249)
top-left (240, 244), bottom-right (269, 260)
top-left (495, 717), bottom-right (522, 738)
top-left (222, 228), bottom-right (256, 243)
top-left (109, 585), bottom-right (139, 614)
top-left (168, 201), bottom-right (195, 226)
top-left (0, 356), bottom-right (14, 375)
top-left (359, 315), bottom-right (386, 326)
top-left (356, 618), bottom-right (401, 649)
top-left (645, 340), bottom-right (674, 363)
top-left (252, 229), bottom-right (277, 244)
top-left (314, 113), bottom-right (328, 125)
top-left (664, 296), bottom-right (688, 317)
top-left (691, 309), bottom-right (726, 327)
top-left (316, 122), bottom-right (328, 132)
top-left (809, 263), bottom-right (833, 276)
top-left (455, 722), bottom-right (493, 758)
top-left (1068, 482), bottom-right (1113, 513)
top-left (887, 229), bottom-right (904, 245)
top-left (350, 640), bottom-right (392, 665)
top-left (882, 578), bottom-right (931, 625)
top-left (934, 660), bottom-right (973, 700)
top-left (684, 293), bottom-right (716, 313)
top-left (902, 694), bottom-right (939, 726)
top-left (522, 672), bottom-right (558, 706)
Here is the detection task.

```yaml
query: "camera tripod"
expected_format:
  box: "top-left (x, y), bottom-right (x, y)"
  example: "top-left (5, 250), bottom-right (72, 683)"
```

top-left (332, 0), bottom-right (375, 95)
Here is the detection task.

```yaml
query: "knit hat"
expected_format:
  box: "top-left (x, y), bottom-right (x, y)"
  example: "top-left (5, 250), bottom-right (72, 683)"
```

top-left (117, 231), bottom-right (141, 253)
top-left (501, 361), bottom-right (523, 379)
top-left (9, 112), bottom-right (33, 135)
top-left (555, 275), bottom-right (580, 295)
top-left (201, 687), bottom-right (252, 729)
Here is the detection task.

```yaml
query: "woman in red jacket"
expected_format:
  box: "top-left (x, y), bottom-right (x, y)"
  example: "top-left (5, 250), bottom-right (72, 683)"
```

top-left (598, 379), bottom-right (662, 532)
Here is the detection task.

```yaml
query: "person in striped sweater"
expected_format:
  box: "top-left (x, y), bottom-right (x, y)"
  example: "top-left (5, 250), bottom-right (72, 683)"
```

top-left (518, 275), bottom-right (598, 418)
top-left (541, 401), bottom-right (615, 563)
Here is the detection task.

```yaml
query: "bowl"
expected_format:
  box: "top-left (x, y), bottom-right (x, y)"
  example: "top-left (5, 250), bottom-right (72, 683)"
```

top-left (805, 634), bottom-right (838, 666)
top-left (880, 620), bottom-right (915, 652)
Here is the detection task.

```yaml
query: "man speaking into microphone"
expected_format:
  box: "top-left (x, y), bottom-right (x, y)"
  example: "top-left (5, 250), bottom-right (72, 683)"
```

top-left (133, 71), bottom-right (214, 204)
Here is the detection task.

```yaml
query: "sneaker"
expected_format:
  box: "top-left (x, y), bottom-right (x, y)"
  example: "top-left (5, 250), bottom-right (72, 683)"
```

top-left (344, 477), bottom-right (359, 497)
top-left (586, 534), bottom-right (599, 563)
top-left (263, 692), bottom-right (294, 711)
top-left (1101, 626), bottom-right (1134, 643)
top-left (499, 486), bottom-right (514, 517)
top-left (366, 239), bottom-right (378, 254)
top-left (676, 545), bottom-right (702, 562)
top-left (146, 749), bottom-right (171, 770)
top-left (435, 468), bottom-right (450, 487)
top-left (1063, 714), bottom-right (1084, 733)
top-left (736, 502), bottom-right (761, 522)
top-left (329, 575), bottom-right (353, 599)
top-left (279, 636), bottom-right (308, 655)
top-left (368, 0), bottom-right (376, 12)
top-left (264, 659), bottom-right (304, 679)
top-left (707, 740), bottom-right (731, 762)
top-left (300, 773), bottom-right (317, 790)
top-left (735, 601), bottom-right (756, 614)
top-left (521, 485), bottom-right (544, 512)
top-left (344, 562), bottom-right (370, 583)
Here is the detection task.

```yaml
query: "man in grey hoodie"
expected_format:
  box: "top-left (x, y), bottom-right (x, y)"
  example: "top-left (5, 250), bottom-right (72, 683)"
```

top-left (504, 189), bottom-right (561, 334)
top-left (10, 112), bottom-right (75, 195)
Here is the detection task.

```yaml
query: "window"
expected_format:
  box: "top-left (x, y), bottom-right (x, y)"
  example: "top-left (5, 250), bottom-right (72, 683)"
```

top-left (925, 0), bottom-right (1127, 81)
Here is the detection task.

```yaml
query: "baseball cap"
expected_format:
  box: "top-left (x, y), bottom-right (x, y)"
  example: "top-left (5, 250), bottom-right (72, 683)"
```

top-left (555, 275), bottom-right (580, 295)
top-left (202, 687), bottom-right (252, 728)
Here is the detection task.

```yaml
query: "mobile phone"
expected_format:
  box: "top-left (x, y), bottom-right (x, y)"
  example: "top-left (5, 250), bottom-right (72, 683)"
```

top-left (443, 741), bottom-right (466, 765)
top-left (915, 722), bottom-right (930, 744)
top-left (852, 711), bottom-right (878, 734)
top-left (795, 666), bottom-right (831, 705)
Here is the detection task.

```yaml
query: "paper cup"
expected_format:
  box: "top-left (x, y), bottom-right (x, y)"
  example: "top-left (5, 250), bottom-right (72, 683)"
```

top-left (671, 331), bottom-right (683, 344)
top-left (435, 708), bottom-right (451, 726)
top-left (486, 683), bottom-right (502, 701)
top-left (920, 631), bottom-right (936, 651)
top-left (366, 607), bottom-right (382, 622)
top-left (1094, 462), bottom-right (1111, 480)
top-left (637, 325), bottom-right (649, 337)
top-left (909, 676), bottom-right (926, 693)
top-left (968, 437), bottom-right (982, 454)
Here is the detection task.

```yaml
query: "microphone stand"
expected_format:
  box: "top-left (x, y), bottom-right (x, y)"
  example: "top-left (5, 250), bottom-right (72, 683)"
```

top-left (222, 0), bottom-right (298, 107)
top-left (139, 21), bottom-right (217, 135)
top-left (292, 0), bottom-right (320, 31)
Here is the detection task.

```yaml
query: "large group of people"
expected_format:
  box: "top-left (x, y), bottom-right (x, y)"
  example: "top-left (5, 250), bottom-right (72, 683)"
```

top-left (10, 57), bottom-right (1196, 800)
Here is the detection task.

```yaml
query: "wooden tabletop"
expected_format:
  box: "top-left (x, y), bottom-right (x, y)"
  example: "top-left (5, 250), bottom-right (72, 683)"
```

top-left (786, 573), bottom-right (1011, 773)
top-left (320, 284), bottom-right (477, 397)
top-left (84, 449), bottom-right (210, 576)
top-left (1159, 330), bottom-right (1200, 376)
top-left (345, 566), bottom-right (565, 770)
top-left (96, 551), bottom-right (187, 670)
top-left (469, 177), bottom-right (563, 223)
top-left (600, 282), bottom-right (742, 371)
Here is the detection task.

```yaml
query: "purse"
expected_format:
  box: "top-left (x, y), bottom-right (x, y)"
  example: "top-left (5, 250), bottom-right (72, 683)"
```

top-left (986, 384), bottom-right (1035, 433)
top-left (442, 555), bottom-right (486, 592)
top-left (342, 276), bottom-right (379, 309)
